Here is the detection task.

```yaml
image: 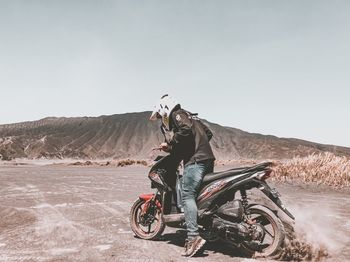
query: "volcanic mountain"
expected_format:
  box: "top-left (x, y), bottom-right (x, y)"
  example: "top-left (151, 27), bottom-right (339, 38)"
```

top-left (0, 112), bottom-right (349, 160)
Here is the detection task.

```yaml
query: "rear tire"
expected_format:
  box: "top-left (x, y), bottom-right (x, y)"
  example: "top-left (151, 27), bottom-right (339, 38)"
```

top-left (129, 198), bottom-right (165, 240)
top-left (241, 205), bottom-right (285, 258)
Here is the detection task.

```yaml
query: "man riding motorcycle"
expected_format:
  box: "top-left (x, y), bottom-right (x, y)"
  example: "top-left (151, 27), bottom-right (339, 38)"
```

top-left (150, 94), bottom-right (215, 257)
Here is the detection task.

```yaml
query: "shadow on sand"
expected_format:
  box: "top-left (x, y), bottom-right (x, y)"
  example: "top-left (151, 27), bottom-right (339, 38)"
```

top-left (156, 230), bottom-right (249, 259)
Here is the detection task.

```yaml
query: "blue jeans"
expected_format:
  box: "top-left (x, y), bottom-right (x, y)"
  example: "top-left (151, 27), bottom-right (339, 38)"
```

top-left (182, 160), bottom-right (214, 240)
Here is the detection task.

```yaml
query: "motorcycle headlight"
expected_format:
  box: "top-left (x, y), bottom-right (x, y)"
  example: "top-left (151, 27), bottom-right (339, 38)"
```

top-left (149, 172), bottom-right (164, 186)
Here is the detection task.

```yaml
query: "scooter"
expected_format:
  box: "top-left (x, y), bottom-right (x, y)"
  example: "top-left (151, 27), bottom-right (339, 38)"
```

top-left (130, 152), bottom-right (295, 258)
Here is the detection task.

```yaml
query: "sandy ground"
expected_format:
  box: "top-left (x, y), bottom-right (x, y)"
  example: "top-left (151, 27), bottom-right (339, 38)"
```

top-left (0, 164), bottom-right (349, 262)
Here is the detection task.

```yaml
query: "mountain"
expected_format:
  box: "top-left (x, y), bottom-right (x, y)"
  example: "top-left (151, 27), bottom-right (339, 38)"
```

top-left (0, 112), bottom-right (349, 160)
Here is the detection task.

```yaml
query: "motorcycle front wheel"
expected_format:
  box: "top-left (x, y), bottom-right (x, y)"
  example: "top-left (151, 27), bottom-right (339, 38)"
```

top-left (129, 198), bottom-right (165, 240)
top-left (240, 205), bottom-right (285, 258)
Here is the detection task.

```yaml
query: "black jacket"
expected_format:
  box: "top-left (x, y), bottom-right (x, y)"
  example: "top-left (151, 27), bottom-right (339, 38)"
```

top-left (167, 106), bottom-right (215, 165)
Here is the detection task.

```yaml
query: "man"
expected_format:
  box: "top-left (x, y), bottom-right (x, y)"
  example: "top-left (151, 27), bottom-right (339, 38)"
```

top-left (150, 94), bottom-right (215, 257)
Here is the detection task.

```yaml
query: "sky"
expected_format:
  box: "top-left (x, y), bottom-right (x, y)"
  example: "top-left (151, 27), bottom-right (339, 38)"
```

top-left (0, 1), bottom-right (349, 147)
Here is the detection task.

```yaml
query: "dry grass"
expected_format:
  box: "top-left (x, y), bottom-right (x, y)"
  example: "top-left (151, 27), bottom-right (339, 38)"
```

top-left (272, 152), bottom-right (350, 188)
top-left (68, 159), bottom-right (149, 167)
top-left (116, 159), bottom-right (149, 167)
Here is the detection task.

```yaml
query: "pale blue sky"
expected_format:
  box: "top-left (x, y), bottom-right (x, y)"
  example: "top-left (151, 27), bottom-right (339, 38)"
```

top-left (0, 1), bottom-right (349, 147)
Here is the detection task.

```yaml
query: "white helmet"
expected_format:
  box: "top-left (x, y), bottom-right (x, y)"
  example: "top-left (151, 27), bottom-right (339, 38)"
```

top-left (150, 94), bottom-right (180, 129)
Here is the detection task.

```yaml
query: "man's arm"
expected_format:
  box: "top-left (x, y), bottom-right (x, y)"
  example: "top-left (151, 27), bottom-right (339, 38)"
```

top-left (168, 111), bottom-right (193, 147)
top-left (199, 120), bottom-right (213, 141)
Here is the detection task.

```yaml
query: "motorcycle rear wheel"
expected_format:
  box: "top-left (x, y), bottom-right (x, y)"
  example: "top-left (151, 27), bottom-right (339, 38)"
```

top-left (240, 205), bottom-right (285, 258)
top-left (130, 198), bottom-right (165, 240)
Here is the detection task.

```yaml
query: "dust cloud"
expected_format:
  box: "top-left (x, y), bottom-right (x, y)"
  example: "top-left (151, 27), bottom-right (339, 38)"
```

top-left (279, 201), bottom-right (348, 261)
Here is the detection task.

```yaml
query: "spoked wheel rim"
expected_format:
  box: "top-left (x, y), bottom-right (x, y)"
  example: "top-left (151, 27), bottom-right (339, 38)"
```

top-left (241, 206), bottom-right (285, 257)
top-left (130, 199), bottom-right (165, 240)
top-left (135, 201), bottom-right (161, 235)
top-left (248, 212), bottom-right (277, 251)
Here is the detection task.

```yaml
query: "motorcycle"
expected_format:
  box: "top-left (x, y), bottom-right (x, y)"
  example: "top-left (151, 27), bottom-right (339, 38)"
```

top-left (130, 153), bottom-right (295, 258)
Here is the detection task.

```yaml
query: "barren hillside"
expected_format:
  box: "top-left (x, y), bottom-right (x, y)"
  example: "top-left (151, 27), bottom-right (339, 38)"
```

top-left (0, 112), bottom-right (349, 160)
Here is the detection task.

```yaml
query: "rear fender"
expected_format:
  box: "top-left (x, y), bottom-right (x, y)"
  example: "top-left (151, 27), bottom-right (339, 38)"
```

top-left (253, 179), bottom-right (295, 220)
top-left (247, 203), bottom-right (278, 216)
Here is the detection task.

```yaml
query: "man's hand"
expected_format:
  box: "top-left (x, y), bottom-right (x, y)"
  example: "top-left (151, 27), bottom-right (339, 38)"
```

top-left (160, 142), bottom-right (172, 152)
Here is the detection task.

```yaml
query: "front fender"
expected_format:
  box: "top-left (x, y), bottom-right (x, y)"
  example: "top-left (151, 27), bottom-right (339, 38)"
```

top-left (139, 193), bottom-right (162, 210)
top-left (139, 193), bottom-right (155, 201)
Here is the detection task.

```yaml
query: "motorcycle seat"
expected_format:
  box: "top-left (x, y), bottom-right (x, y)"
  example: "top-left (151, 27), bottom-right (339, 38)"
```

top-left (202, 162), bottom-right (273, 185)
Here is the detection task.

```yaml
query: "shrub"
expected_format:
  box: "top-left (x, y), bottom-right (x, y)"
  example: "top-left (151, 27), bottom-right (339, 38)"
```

top-left (272, 152), bottom-right (350, 188)
top-left (117, 159), bottom-right (148, 167)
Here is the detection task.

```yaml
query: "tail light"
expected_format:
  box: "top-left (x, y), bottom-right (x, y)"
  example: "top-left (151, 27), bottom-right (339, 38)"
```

top-left (257, 169), bottom-right (272, 181)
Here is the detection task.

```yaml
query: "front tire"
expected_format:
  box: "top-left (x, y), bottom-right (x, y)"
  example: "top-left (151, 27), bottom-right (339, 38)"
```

top-left (129, 198), bottom-right (165, 240)
top-left (241, 205), bottom-right (285, 258)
